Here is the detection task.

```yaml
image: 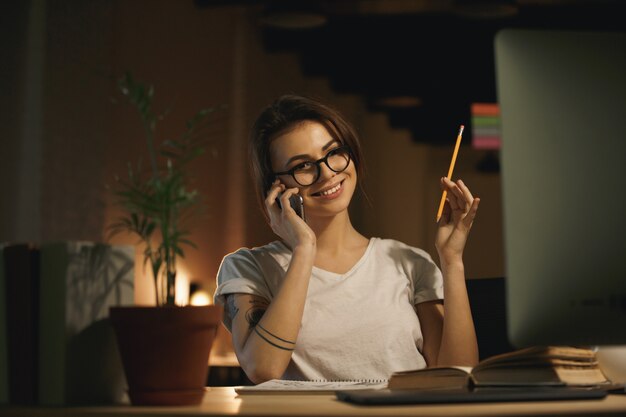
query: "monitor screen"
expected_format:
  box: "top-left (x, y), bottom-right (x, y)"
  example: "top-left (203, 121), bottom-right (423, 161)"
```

top-left (495, 29), bottom-right (626, 348)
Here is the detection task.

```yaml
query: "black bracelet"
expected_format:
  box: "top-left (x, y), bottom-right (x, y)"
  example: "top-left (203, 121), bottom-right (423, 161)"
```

top-left (253, 327), bottom-right (295, 351)
top-left (257, 323), bottom-right (296, 345)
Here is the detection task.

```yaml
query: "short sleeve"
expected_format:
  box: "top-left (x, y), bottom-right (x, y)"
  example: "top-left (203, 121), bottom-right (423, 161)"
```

top-left (213, 249), bottom-right (273, 331)
top-left (410, 249), bottom-right (444, 305)
top-left (413, 257), bottom-right (443, 305)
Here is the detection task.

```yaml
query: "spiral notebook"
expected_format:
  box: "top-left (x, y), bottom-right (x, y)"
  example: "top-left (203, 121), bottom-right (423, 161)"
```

top-left (235, 379), bottom-right (388, 395)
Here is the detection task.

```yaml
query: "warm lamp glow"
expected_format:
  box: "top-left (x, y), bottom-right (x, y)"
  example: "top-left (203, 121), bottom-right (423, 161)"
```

top-left (190, 290), bottom-right (212, 306)
top-left (175, 266), bottom-right (190, 306)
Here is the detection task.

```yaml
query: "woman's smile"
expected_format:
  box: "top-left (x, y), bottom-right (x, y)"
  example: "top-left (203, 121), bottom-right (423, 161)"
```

top-left (311, 180), bottom-right (344, 199)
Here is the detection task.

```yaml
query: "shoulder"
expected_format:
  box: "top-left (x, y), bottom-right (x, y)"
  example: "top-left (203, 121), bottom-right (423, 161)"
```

top-left (215, 241), bottom-right (288, 301)
top-left (372, 238), bottom-right (443, 300)
top-left (217, 241), bottom-right (292, 285)
top-left (220, 241), bottom-right (289, 268)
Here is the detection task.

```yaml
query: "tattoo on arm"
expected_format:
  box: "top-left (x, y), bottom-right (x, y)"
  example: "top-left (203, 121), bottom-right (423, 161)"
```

top-left (257, 323), bottom-right (295, 345)
top-left (245, 298), bottom-right (296, 351)
top-left (245, 299), bottom-right (268, 328)
top-left (226, 295), bottom-right (239, 320)
top-left (253, 327), bottom-right (294, 351)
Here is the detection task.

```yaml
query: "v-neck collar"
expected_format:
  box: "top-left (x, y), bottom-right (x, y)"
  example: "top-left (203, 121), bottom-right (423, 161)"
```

top-left (274, 238), bottom-right (376, 279)
top-left (312, 238), bottom-right (376, 279)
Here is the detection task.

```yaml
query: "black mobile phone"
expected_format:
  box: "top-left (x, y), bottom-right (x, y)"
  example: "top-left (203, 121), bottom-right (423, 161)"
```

top-left (276, 194), bottom-right (305, 221)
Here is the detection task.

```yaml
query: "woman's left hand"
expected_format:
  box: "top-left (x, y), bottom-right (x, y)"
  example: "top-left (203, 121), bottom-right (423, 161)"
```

top-left (435, 177), bottom-right (480, 264)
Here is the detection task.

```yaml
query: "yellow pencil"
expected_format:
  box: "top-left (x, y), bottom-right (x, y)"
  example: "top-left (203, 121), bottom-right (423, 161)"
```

top-left (436, 125), bottom-right (464, 222)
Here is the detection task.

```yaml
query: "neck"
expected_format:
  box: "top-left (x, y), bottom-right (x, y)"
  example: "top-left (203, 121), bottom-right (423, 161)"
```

top-left (306, 210), bottom-right (364, 254)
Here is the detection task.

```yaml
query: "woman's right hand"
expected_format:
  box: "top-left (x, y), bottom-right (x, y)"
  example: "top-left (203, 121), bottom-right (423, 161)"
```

top-left (265, 179), bottom-right (316, 251)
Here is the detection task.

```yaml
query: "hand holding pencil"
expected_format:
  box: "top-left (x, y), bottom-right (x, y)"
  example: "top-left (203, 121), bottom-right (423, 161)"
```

top-left (436, 125), bottom-right (464, 223)
top-left (434, 125), bottom-right (480, 263)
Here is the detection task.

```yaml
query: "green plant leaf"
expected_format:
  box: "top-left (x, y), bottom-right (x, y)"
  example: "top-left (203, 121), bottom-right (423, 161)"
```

top-left (107, 72), bottom-right (225, 305)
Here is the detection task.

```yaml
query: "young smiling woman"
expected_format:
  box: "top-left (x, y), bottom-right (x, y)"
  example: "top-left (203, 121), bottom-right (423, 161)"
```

top-left (214, 95), bottom-right (480, 384)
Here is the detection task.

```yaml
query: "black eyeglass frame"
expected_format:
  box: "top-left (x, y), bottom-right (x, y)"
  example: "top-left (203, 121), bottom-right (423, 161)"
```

top-left (273, 145), bottom-right (353, 186)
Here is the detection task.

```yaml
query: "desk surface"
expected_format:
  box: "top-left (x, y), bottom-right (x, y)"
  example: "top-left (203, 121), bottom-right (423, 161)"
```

top-left (2, 387), bottom-right (626, 417)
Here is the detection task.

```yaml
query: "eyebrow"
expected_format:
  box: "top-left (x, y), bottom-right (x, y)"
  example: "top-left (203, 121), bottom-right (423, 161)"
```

top-left (284, 139), bottom-right (340, 167)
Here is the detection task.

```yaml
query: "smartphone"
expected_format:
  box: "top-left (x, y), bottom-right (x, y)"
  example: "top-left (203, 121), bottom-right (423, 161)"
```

top-left (276, 194), bottom-right (306, 221)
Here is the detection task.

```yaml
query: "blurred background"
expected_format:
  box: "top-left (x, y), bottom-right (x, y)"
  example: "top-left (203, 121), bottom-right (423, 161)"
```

top-left (1, 0), bottom-right (623, 358)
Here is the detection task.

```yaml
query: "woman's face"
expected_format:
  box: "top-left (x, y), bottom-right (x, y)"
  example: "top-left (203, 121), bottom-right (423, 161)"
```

top-left (269, 121), bottom-right (357, 219)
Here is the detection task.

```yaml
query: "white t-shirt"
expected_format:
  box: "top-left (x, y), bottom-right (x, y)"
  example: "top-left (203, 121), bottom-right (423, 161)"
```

top-left (213, 237), bottom-right (444, 381)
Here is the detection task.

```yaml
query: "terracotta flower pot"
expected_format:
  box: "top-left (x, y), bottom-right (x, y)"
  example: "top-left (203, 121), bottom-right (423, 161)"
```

top-left (109, 305), bottom-right (223, 406)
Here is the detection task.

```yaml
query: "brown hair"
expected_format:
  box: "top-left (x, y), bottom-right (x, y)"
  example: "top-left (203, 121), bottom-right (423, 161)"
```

top-left (249, 94), bottom-right (367, 221)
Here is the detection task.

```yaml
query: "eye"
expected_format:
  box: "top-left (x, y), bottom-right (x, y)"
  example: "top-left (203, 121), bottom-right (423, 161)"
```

top-left (292, 161), bottom-right (314, 172)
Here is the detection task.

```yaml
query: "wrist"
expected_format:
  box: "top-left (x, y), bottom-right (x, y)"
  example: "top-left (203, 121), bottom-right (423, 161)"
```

top-left (436, 248), bottom-right (462, 265)
top-left (293, 242), bottom-right (316, 258)
top-left (439, 258), bottom-right (465, 274)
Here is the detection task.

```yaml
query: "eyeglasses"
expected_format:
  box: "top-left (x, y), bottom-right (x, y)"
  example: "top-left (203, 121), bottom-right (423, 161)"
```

top-left (273, 145), bottom-right (352, 186)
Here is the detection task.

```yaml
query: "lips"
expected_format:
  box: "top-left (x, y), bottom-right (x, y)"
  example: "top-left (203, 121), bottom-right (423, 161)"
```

top-left (312, 180), bottom-right (344, 198)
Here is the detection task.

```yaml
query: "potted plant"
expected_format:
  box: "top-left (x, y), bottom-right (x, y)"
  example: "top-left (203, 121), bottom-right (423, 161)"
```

top-left (106, 72), bottom-right (223, 406)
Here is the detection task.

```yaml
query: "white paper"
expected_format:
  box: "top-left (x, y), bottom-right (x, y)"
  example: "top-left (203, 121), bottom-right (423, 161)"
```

top-left (236, 379), bottom-right (388, 393)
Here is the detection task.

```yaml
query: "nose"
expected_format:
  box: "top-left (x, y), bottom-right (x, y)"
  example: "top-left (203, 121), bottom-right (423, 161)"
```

top-left (316, 160), bottom-right (336, 183)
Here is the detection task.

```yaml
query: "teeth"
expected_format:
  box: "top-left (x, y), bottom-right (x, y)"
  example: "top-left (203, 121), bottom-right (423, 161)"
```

top-left (320, 183), bottom-right (341, 196)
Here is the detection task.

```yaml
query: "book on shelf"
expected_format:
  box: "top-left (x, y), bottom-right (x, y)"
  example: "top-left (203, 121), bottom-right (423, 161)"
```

top-left (235, 379), bottom-right (388, 395)
top-left (387, 346), bottom-right (611, 390)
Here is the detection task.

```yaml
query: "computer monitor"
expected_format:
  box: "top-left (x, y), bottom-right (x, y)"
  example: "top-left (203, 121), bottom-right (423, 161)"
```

top-left (495, 29), bottom-right (626, 348)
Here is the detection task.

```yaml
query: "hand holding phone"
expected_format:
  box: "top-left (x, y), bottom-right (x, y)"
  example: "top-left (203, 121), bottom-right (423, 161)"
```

top-left (267, 181), bottom-right (315, 248)
top-left (276, 193), bottom-right (306, 221)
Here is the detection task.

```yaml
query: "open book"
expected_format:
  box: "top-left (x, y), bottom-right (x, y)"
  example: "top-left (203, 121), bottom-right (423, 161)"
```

top-left (388, 346), bottom-right (611, 390)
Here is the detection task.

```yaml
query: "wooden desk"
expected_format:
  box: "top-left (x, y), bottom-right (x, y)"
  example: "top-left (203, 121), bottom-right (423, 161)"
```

top-left (1, 387), bottom-right (626, 416)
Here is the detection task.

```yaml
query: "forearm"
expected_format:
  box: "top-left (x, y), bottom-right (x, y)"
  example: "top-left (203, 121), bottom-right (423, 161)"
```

top-left (437, 260), bottom-right (479, 367)
top-left (240, 245), bottom-right (315, 382)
